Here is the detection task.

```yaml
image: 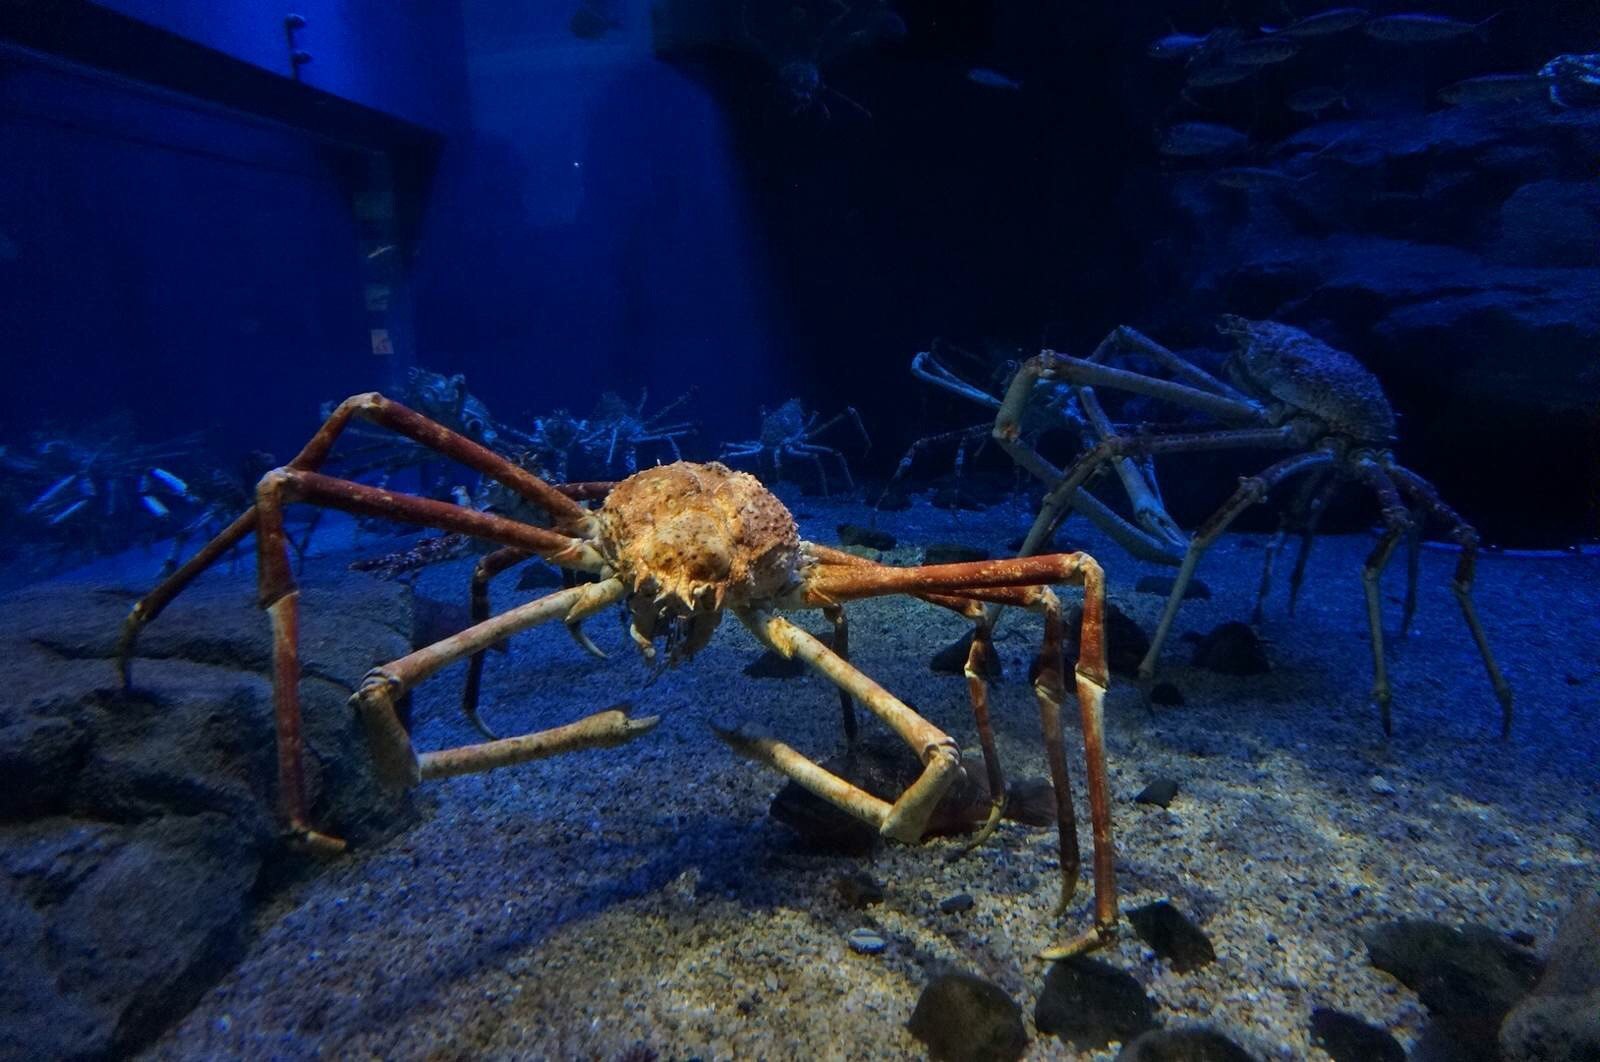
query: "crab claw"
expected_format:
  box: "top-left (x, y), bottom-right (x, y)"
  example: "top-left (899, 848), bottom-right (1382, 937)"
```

top-left (565, 621), bottom-right (607, 659)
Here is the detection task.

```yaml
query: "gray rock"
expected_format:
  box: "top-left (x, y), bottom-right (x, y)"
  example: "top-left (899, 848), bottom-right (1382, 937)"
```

top-left (1149, 682), bottom-right (1185, 707)
top-left (1134, 778), bottom-right (1180, 808)
top-left (836, 524), bottom-right (896, 551)
top-left (940, 892), bottom-right (975, 914)
top-left (0, 574), bottom-right (414, 1059)
top-left (1191, 622), bottom-right (1269, 675)
top-left (932, 629), bottom-right (1001, 678)
top-left (923, 543), bottom-right (990, 566)
top-left (834, 871), bottom-right (884, 909)
top-left (1063, 602), bottom-right (1150, 678)
top-left (846, 927), bottom-right (886, 954)
top-left (1310, 1008), bottom-right (1405, 1062)
top-left (1127, 900), bottom-right (1215, 972)
top-left (1116, 1026), bottom-right (1257, 1061)
top-left (1501, 894), bottom-right (1600, 1062)
top-left (1491, 180), bottom-right (1600, 268)
top-left (1034, 957), bottom-right (1157, 1049)
top-left (908, 971), bottom-right (1028, 1062)
top-left (1364, 919), bottom-right (1544, 1047)
top-left (1136, 575), bottom-right (1211, 600)
top-left (743, 648), bottom-right (808, 679)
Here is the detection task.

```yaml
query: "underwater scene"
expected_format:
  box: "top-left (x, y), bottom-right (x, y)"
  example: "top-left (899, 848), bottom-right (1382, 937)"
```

top-left (1, 1), bottom-right (1597, 1059)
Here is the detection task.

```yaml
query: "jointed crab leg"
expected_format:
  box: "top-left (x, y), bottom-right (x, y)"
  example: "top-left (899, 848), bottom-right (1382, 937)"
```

top-left (1353, 458), bottom-right (1412, 735)
top-left (723, 611), bottom-right (964, 844)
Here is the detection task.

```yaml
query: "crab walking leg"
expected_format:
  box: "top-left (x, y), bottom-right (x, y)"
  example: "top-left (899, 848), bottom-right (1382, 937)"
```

top-left (1073, 384), bottom-right (1188, 557)
top-left (958, 621), bottom-right (1007, 850)
top-left (823, 604), bottom-right (859, 745)
top-left (1141, 451), bottom-right (1337, 679)
top-left (724, 611), bottom-right (963, 843)
top-left (1352, 459), bottom-right (1412, 736)
top-left (352, 579), bottom-right (638, 788)
top-left (1399, 508), bottom-right (1425, 638)
top-left (118, 393), bottom-right (598, 686)
top-left (1082, 326), bottom-right (1253, 403)
top-left (1288, 473), bottom-right (1342, 616)
top-left (1253, 469), bottom-right (1333, 622)
top-left (1388, 466), bottom-right (1514, 736)
top-left (462, 546), bottom-right (535, 740)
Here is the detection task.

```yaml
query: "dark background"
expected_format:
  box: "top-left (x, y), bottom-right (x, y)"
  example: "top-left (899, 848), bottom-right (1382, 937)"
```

top-left (1, 0), bottom-right (1596, 545)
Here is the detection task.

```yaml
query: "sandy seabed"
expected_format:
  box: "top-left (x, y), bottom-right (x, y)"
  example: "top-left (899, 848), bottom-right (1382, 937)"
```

top-left (134, 491), bottom-right (1598, 1061)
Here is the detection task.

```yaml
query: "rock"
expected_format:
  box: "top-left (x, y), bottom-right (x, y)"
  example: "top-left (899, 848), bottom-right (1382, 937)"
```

top-left (836, 524), bottom-right (896, 551)
top-left (907, 971), bottom-right (1028, 1062)
top-left (1063, 602), bottom-right (1150, 677)
top-left (1115, 1027), bottom-right (1256, 1061)
top-left (743, 648), bottom-right (808, 679)
top-left (1191, 622), bottom-right (1269, 675)
top-left (1368, 775), bottom-right (1397, 795)
top-left (1150, 682), bottom-right (1185, 707)
top-left (0, 575), bottom-right (414, 1059)
top-left (1135, 575), bottom-right (1211, 600)
top-left (412, 592), bottom-right (506, 654)
top-left (846, 927), bottom-right (886, 955)
top-left (932, 629), bottom-right (1001, 678)
top-left (834, 871), bottom-right (884, 910)
top-left (1134, 778), bottom-right (1180, 808)
top-left (1501, 894), bottom-right (1600, 1062)
top-left (1364, 919), bottom-right (1544, 1046)
top-left (1491, 180), bottom-right (1600, 268)
top-left (940, 892), bottom-right (975, 914)
top-left (1310, 1008), bottom-right (1405, 1062)
top-left (1127, 900), bottom-right (1215, 973)
top-left (924, 543), bottom-right (990, 566)
top-left (1034, 957), bottom-right (1157, 1049)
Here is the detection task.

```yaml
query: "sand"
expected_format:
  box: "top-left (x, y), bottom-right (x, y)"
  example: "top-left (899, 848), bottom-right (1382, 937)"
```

top-left (132, 490), bottom-right (1598, 1060)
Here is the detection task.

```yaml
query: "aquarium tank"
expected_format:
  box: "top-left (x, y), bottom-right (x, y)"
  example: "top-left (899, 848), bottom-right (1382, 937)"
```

top-left (1, 0), bottom-right (1597, 1058)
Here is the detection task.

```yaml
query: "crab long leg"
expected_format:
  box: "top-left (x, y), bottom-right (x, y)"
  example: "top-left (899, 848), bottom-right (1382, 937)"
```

top-left (1082, 325), bottom-right (1252, 402)
top-left (118, 393), bottom-right (598, 686)
top-left (1288, 473), bottom-right (1342, 615)
top-left (798, 552), bottom-right (1116, 957)
top-left (1253, 468), bottom-right (1334, 622)
top-left (352, 578), bottom-right (636, 789)
top-left (1140, 451), bottom-right (1338, 679)
top-left (722, 610), bottom-right (964, 844)
top-left (1387, 465), bottom-right (1514, 736)
top-left (1352, 458), bottom-right (1412, 735)
top-left (462, 547), bottom-right (535, 740)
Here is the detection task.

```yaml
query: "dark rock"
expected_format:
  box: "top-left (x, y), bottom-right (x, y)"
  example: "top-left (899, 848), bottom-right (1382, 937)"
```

top-left (1364, 919), bottom-right (1545, 1047)
top-left (875, 484), bottom-right (913, 511)
top-left (924, 543), bottom-right (990, 566)
top-left (514, 562), bottom-right (564, 590)
top-left (1063, 602), bottom-right (1151, 678)
top-left (908, 971), bottom-right (1028, 1062)
top-left (1501, 894), bottom-right (1600, 1062)
top-left (1310, 1008), bottom-right (1405, 1062)
top-left (834, 871), bottom-right (884, 910)
top-left (769, 736), bottom-right (1051, 852)
top-left (1490, 180), bottom-right (1600, 268)
top-left (1127, 900), bottom-right (1215, 973)
top-left (932, 629), bottom-right (1001, 678)
top-left (743, 648), bottom-right (808, 679)
top-left (1150, 682), bottom-right (1185, 707)
top-left (412, 592), bottom-right (506, 654)
top-left (0, 575), bottom-right (413, 1059)
top-left (1191, 622), bottom-right (1269, 675)
top-left (837, 524), bottom-right (896, 551)
top-left (1134, 778), bottom-right (1180, 809)
top-left (1034, 957), bottom-right (1157, 1049)
top-left (1115, 1027), bottom-right (1256, 1061)
top-left (1135, 575), bottom-right (1211, 600)
top-left (940, 892), bottom-right (975, 914)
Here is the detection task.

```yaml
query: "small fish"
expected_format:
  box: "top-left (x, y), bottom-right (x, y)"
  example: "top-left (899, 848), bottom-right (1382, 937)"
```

top-left (48, 498), bottom-right (89, 525)
top-left (1363, 12), bottom-right (1494, 43)
top-left (148, 467), bottom-right (190, 496)
top-left (1226, 36), bottom-right (1302, 66)
top-left (1149, 33), bottom-right (1208, 60)
top-left (26, 473), bottom-right (78, 513)
top-left (967, 67), bottom-right (1022, 91)
top-left (769, 736), bottom-right (1056, 852)
top-left (1287, 86), bottom-right (1347, 115)
top-left (1212, 166), bottom-right (1306, 189)
top-left (1186, 63), bottom-right (1256, 88)
top-left (1438, 72), bottom-right (1548, 106)
top-left (140, 494), bottom-right (170, 518)
top-left (1160, 121), bottom-right (1250, 157)
top-left (1275, 7), bottom-right (1371, 38)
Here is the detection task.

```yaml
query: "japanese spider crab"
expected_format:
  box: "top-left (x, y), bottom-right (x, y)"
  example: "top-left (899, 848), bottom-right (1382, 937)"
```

top-left (720, 398), bottom-right (871, 495)
top-left (996, 317), bottom-right (1513, 736)
top-left (115, 394), bottom-right (1118, 959)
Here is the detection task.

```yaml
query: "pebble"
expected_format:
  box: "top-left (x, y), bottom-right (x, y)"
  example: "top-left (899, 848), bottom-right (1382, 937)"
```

top-left (907, 971), bottom-right (1028, 1062)
top-left (1135, 574), bottom-right (1211, 600)
top-left (1150, 681), bottom-right (1186, 706)
top-left (931, 629), bottom-right (1002, 677)
top-left (834, 872), bottom-right (885, 910)
top-left (939, 892), bottom-right (975, 914)
top-left (1035, 957), bottom-right (1157, 1049)
top-left (846, 927), bottom-right (887, 955)
top-left (1115, 1026), bottom-right (1255, 1060)
top-left (1191, 621), bottom-right (1270, 675)
top-left (1367, 775), bottom-right (1396, 795)
top-left (1135, 778), bottom-right (1180, 808)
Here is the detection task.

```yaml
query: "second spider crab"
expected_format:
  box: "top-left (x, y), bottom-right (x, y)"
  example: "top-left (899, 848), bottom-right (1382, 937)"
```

top-left (996, 317), bottom-right (1513, 736)
top-left (720, 398), bottom-right (871, 495)
top-left (116, 394), bottom-right (1118, 959)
